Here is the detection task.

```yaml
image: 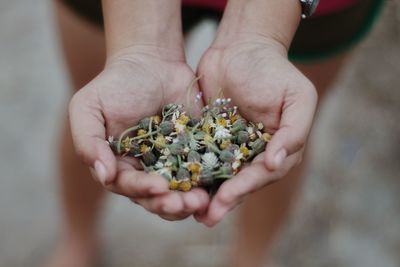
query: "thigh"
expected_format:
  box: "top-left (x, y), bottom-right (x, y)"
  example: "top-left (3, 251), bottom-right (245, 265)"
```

top-left (54, 0), bottom-right (106, 90)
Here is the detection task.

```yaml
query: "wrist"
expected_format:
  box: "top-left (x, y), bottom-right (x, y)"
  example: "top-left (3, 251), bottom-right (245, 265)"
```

top-left (213, 0), bottom-right (301, 52)
top-left (102, 0), bottom-right (184, 60)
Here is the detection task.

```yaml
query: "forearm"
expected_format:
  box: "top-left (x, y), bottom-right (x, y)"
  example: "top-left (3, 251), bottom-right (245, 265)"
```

top-left (102, 0), bottom-right (184, 60)
top-left (214, 0), bottom-right (302, 51)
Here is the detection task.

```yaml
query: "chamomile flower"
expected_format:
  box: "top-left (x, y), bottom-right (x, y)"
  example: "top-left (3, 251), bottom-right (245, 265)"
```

top-left (232, 160), bottom-right (241, 171)
top-left (214, 125), bottom-right (232, 141)
top-left (158, 167), bottom-right (172, 179)
top-left (201, 152), bottom-right (219, 170)
top-left (174, 122), bottom-right (186, 133)
top-left (240, 143), bottom-right (250, 157)
top-left (154, 161), bottom-right (164, 169)
top-left (234, 149), bottom-right (244, 161)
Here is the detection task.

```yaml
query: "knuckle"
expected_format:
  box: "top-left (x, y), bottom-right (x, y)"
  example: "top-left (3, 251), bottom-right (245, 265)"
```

top-left (290, 136), bottom-right (306, 153)
top-left (217, 188), bottom-right (237, 206)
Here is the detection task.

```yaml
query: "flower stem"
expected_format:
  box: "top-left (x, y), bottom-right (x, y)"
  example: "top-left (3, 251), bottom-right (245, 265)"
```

top-left (131, 129), bottom-right (161, 141)
top-left (117, 125), bottom-right (140, 154)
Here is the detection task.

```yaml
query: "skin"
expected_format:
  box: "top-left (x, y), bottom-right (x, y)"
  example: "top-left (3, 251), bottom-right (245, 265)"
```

top-left (195, 0), bottom-right (317, 226)
top-left (46, 0), bottom-right (350, 266)
top-left (69, 0), bottom-right (210, 221)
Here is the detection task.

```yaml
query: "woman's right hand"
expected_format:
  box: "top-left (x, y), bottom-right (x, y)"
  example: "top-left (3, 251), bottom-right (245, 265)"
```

top-left (69, 47), bottom-right (210, 221)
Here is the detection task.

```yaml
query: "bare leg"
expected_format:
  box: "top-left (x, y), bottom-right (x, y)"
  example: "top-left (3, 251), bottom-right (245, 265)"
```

top-left (44, 2), bottom-right (106, 267)
top-left (232, 55), bottom-right (349, 267)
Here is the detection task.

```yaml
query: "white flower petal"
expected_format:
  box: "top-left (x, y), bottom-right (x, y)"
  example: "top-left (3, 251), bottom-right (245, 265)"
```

top-left (201, 152), bottom-right (219, 170)
top-left (214, 125), bottom-right (232, 140)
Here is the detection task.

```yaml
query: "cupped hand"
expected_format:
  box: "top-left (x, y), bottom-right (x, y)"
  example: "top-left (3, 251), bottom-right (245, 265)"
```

top-left (69, 47), bottom-right (209, 220)
top-left (195, 37), bottom-right (317, 226)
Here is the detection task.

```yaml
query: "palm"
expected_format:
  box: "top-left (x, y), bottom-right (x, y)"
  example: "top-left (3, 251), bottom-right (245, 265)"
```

top-left (89, 58), bottom-right (200, 138)
top-left (195, 42), bottom-right (317, 226)
top-left (70, 54), bottom-right (209, 221)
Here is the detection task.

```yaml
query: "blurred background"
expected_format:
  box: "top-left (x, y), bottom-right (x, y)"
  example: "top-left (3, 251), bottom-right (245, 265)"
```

top-left (0, 0), bottom-right (399, 266)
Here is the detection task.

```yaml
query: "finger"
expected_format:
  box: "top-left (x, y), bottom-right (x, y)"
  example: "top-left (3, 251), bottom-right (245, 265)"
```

top-left (265, 85), bottom-right (317, 170)
top-left (134, 192), bottom-right (187, 220)
top-left (106, 167), bottom-right (169, 198)
top-left (181, 188), bottom-right (210, 214)
top-left (69, 89), bottom-right (117, 185)
top-left (199, 152), bottom-right (301, 227)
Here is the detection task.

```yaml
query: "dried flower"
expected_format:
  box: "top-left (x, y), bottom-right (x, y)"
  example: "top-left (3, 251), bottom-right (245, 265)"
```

top-left (240, 144), bottom-right (250, 158)
top-left (219, 140), bottom-right (231, 150)
top-left (178, 180), bottom-right (192, 192)
top-left (176, 114), bottom-right (190, 125)
top-left (201, 152), bottom-right (219, 170)
top-left (187, 150), bottom-right (201, 162)
top-left (139, 118), bottom-right (151, 129)
top-left (214, 125), bottom-right (232, 141)
top-left (154, 135), bottom-right (166, 150)
top-left (140, 144), bottom-right (151, 154)
top-left (219, 150), bottom-right (235, 163)
top-left (159, 121), bottom-right (174, 135)
top-left (143, 151), bottom-right (157, 166)
top-left (109, 86), bottom-right (273, 192)
top-left (169, 178), bottom-right (179, 190)
top-left (137, 129), bottom-right (147, 137)
top-left (152, 115), bottom-right (161, 125)
top-left (236, 130), bottom-right (249, 144)
top-left (176, 167), bottom-right (190, 180)
top-left (262, 132), bottom-right (272, 142)
top-left (187, 162), bottom-right (202, 174)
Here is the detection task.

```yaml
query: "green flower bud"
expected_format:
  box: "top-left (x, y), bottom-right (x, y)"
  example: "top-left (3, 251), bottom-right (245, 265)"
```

top-left (231, 118), bottom-right (247, 134)
top-left (250, 138), bottom-right (266, 155)
top-left (187, 150), bottom-right (201, 162)
top-left (193, 131), bottom-right (205, 140)
top-left (166, 155), bottom-right (178, 166)
top-left (168, 143), bottom-right (184, 155)
top-left (176, 167), bottom-right (190, 181)
top-left (127, 141), bottom-right (140, 157)
top-left (219, 150), bottom-right (235, 163)
top-left (236, 130), bottom-right (249, 144)
top-left (142, 151), bottom-right (157, 166)
top-left (187, 117), bottom-right (200, 127)
top-left (139, 117), bottom-right (151, 129)
top-left (199, 169), bottom-right (214, 186)
top-left (227, 144), bottom-right (240, 153)
top-left (159, 121), bottom-right (174, 135)
top-left (218, 164), bottom-right (233, 176)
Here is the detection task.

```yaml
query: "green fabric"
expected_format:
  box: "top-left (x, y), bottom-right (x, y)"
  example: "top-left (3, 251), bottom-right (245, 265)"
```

top-left (289, 0), bottom-right (385, 63)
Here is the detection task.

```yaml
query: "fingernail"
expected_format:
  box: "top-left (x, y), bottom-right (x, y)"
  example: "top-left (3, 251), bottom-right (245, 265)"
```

top-left (94, 160), bottom-right (107, 185)
top-left (274, 149), bottom-right (287, 168)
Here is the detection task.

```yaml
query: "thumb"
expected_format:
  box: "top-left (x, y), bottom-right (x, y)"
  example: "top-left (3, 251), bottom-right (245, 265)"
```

top-left (265, 87), bottom-right (317, 170)
top-left (69, 90), bottom-right (117, 185)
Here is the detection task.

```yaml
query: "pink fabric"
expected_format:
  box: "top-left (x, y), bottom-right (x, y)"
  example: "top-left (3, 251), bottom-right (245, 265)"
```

top-left (182, 0), bottom-right (360, 16)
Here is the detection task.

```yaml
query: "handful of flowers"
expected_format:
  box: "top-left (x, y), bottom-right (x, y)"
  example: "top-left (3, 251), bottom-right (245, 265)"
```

top-left (108, 97), bottom-right (272, 193)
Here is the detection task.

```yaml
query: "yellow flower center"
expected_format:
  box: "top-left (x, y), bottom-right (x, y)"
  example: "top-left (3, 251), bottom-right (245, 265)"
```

top-left (216, 117), bottom-right (228, 127)
top-left (262, 133), bottom-right (272, 142)
top-left (188, 162), bottom-right (201, 174)
top-left (137, 129), bottom-right (147, 136)
top-left (169, 179), bottom-right (179, 190)
top-left (140, 144), bottom-right (150, 154)
top-left (220, 140), bottom-right (231, 150)
top-left (152, 115), bottom-right (161, 125)
top-left (178, 180), bottom-right (192, 192)
top-left (154, 135), bottom-right (166, 150)
top-left (176, 114), bottom-right (190, 125)
top-left (240, 144), bottom-right (250, 157)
